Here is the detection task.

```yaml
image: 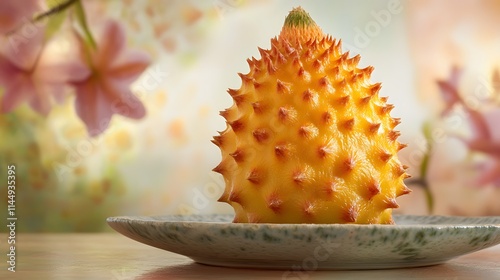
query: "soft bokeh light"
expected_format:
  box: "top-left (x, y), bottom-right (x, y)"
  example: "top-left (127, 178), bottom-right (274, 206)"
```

top-left (1, 0), bottom-right (500, 232)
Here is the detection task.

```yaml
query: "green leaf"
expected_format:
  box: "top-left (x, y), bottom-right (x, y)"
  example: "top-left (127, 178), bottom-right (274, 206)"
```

top-left (43, 8), bottom-right (66, 41)
top-left (419, 121), bottom-right (435, 214)
top-left (419, 121), bottom-right (433, 180)
top-left (74, 0), bottom-right (97, 50)
top-left (423, 187), bottom-right (434, 215)
top-left (36, 0), bottom-right (79, 40)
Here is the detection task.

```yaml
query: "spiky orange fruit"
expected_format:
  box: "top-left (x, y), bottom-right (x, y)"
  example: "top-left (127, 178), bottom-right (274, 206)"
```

top-left (213, 7), bottom-right (411, 224)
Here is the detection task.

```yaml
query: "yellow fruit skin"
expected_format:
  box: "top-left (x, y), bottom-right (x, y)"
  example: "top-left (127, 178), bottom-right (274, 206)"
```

top-left (213, 8), bottom-right (410, 224)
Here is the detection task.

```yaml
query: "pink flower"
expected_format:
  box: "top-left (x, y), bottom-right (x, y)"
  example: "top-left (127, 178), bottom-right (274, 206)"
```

top-left (474, 160), bottom-right (500, 187)
top-left (0, 26), bottom-right (88, 115)
top-left (436, 66), bottom-right (461, 116)
top-left (466, 110), bottom-right (500, 187)
top-left (438, 67), bottom-right (500, 186)
top-left (68, 20), bottom-right (150, 137)
top-left (437, 66), bottom-right (491, 140)
top-left (0, 0), bottom-right (41, 35)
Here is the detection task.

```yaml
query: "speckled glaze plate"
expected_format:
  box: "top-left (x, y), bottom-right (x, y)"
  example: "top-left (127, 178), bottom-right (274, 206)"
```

top-left (107, 214), bottom-right (500, 270)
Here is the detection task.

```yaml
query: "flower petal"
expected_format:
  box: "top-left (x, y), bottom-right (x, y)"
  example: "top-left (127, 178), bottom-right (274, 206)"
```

top-left (0, 0), bottom-right (40, 35)
top-left (74, 80), bottom-right (113, 137)
top-left (103, 78), bottom-right (146, 119)
top-left (27, 88), bottom-right (52, 115)
top-left (109, 50), bottom-right (151, 83)
top-left (1, 75), bottom-right (33, 113)
top-left (464, 138), bottom-right (500, 158)
top-left (96, 20), bottom-right (126, 67)
top-left (0, 54), bottom-right (20, 84)
top-left (39, 59), bottom-right (91, 84)
top-left (48, 83), bottom-right (68, 104)
top-left (2, 25), bottom-right (46, 70)
top-left (465, 109), bottom-right (491, 141)
top-left (483, 109), bottom-right (500, 141)
top-left (437, 66), bottom-right (462, 116)
top-left (475, 161), bottom-right (500, 187)
top-left (437, 80), bottom-right (461, 116)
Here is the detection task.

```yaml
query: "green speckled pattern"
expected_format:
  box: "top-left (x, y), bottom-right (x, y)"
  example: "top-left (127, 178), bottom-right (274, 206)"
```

top-left (107, 215), bottom-right (500, 270)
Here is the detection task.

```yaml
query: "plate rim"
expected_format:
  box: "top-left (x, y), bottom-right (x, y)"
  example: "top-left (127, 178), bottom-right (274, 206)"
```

top-left (106, 214), bottom-right (500, 229)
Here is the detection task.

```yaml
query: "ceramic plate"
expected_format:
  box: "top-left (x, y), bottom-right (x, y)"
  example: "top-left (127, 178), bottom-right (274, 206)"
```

top-left (107, 214), bottom-right (500, 270)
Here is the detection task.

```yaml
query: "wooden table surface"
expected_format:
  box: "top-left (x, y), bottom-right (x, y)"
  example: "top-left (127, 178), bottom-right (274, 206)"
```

top-left (0, 233), bottom-right (499, 280)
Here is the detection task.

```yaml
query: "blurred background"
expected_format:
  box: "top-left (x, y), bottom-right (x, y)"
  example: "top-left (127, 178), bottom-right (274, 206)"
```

top-left (1, 0), bottom-right (500, 232)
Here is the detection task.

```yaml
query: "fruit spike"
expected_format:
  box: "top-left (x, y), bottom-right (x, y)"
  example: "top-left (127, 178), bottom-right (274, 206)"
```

top-left (253, 128), bottom-right (270, 143)
top-left (251, 102), bottom-right (263, 113)
top-left (230, 149), bottom-right (245, 163)
top-left (213, 7), bottom-right (410, 224)
top-left (267, 193), bottom-right (283, 213)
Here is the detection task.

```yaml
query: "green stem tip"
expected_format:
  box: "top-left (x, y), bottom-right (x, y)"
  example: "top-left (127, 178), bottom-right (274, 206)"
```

top-left (284, 7), bottom-right (317, 28)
